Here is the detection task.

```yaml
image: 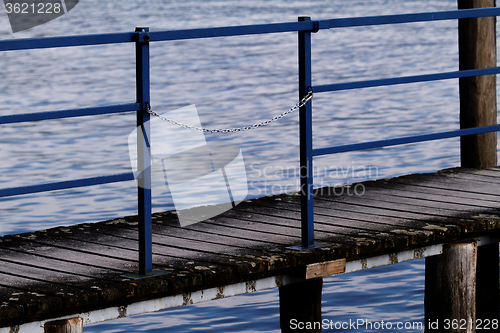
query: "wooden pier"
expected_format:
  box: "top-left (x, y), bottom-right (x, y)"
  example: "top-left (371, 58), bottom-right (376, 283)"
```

top-left (0, 167), bottom-right (499, 332)
top-left (1, 1), bottom-right (500, 332)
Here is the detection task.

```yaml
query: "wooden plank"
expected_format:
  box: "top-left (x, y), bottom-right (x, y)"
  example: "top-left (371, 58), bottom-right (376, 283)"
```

top-left (0, 271), bottom-right (96, 319)
top-left (231, 203), bottom-right (417, 252)
top-left (450, 167), bottom-right (500, 177)
top-left (0, 285), bottom-right (59, 326)
top-left (363, 181), bottom-right (499, 208)
top-left (256, 193), bottom-right (480, 234)
top-left (254, 196), bottom-right (426, 228)
top-left (104, 219), bottom-right (282, 250)
top-left (251, 195), bottom-right (479, 245)
top-left (0, 249), bottom-right (138, 302)
top-left (44, 317), bottom-right (82, 333)
top-left (219, 208), bottom-right (382, 244)
top-left (357, 186), bottom-right (493, 211)
top-left (247, 197), bottom-right (454, 249)
top-left (235, 201), bottom-right (418, 235)
top-left (441, 169), bottom-right (500, 184)
top-left (315, 192), bottom-right (475, 219)
top-left (386, 177), bottom-right (500, 202)
top-left (34, 229), bottom-right (257, 281)
top-left (0, 237), bottom-right (138, 273)
top-left (304, 259), bottom-right (346, 279)
top-left (68, 224), bottom-right (283, 274)
top-left (0, 260), bottom-right (142, 307)
top-left (0, 247), bottom-right (130, 278)
top-left (153, 212), bottom-right (300, 245)
top-left (390, 173), bottom-right (500, 197)
top-left (215, 208), bottom-right (416, 262)
top-left (257, 194), bottom-right (470, 229)
top-left (1, 232), bottom-right (206, 293)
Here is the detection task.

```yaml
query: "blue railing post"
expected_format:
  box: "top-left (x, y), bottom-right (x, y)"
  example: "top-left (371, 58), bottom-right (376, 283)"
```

top-left (135, 27), bottom-right (152, 275)
top-left (298, 17), bottom-right (314, 248)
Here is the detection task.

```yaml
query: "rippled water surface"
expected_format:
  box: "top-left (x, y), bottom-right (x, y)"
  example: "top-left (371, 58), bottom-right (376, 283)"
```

top-left (0, 0), bottom-right (497, 332)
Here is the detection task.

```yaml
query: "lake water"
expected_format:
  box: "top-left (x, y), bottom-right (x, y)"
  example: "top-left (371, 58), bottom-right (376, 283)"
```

top-left (0, 0), bottom-right (496, 332)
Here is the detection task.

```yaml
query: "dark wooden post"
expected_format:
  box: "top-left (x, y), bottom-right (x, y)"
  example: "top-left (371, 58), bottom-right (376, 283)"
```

top-left (44, 317), bottom-right (83, 333)
top-left (279, 278), bottom-right (323, 333)
top-left (458, 0), bottom-right (497, 168)
top-left (425, 242), bottom-right (477, 333)
top-left (476, 243), bottom-right (499, 323)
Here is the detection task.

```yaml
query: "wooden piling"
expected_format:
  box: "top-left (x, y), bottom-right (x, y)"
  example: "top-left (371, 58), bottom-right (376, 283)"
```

top-left (476, 243), bottom-right (499, 323)
top-left (44, 317), bottom-right (83, 333)
top-left (458, 0), bottom-right (497, 168)
top-left (279, 278), bottom-right (323, 333)
top-left (424, 242), bottom-right (477, 333)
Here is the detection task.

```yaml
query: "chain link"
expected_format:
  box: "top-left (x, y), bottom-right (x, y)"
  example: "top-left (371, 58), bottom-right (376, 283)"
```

top-left (146, 91), bottom-right (313, 134)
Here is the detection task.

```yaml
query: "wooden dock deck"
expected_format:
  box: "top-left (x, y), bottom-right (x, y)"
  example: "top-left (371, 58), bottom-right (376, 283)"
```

top-left (1, 167), bottom-right (499, 331)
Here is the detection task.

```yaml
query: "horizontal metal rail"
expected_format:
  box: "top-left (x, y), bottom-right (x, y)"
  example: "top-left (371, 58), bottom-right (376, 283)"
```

top-left (313, 67), bottom-right (500, 93)
top-left (317, 7), bottom-right (500, 29)
top-left (147, 21), bottom-right (313, 42)
top-left (1, 8), bottom-right (499, 51)
top-left (0, 22), bottom-right (314, 51)
top-left (313, 124), bottom-right (500, 157)
top-left (0, 172), bottom-right (135, 198)
top-left (0, 32), bottom-right (136, 51)
top-left (0, 103), bottom-right (141, 125)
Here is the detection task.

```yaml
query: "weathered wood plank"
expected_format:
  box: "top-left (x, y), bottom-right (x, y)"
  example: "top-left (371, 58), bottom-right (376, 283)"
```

top-left (1, 232), bottom-right (206, 293)
top-left (364, 181), bottom-right (499, 208)
top-left (0, 284), bottom-right (62, 325)
top-left (44, 317), bottom-right (83, 333)
top-left (252, 194), bottom-right (482, 245)
top-left (257, 193), bottom-right (481, 234)
top-left (304, 259), bottom-right (346, 279)
top-left (442, 168), bottom-right (500, 183)
top-left (315, 193), bottom-right (477, 220)
top-left (257, 194), bottom-right (468, 230)
top-left (153, 213), bottom-right (299, 245)
top-left (390, 173), bottom-right (500, 197)
top-left (235, 201), bottom-right (417, 235)
top-left (0, 249), bottom-right (140, 304)
top-left (386, 178), bottom-right (500, 202)
top-left (219, 208), bottom-right (378, 244)
top-left (359, 186), bottom-right (496, 211)
top-left (0, 237), bottom-right (137, 273)
top-left (0, 271), bottom-right (95, 321)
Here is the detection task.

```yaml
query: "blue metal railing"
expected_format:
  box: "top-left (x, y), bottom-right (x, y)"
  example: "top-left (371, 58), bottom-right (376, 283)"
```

top-left (1, 7), bottom-right (500, 273)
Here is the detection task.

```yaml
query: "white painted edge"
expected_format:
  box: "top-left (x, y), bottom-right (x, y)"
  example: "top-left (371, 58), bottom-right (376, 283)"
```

top-left (2, 237), bottom-right (497, 333)
top-left (344, 244), bottom-right (443, 274)
top-left (0, 275), bottom-right (302, 333)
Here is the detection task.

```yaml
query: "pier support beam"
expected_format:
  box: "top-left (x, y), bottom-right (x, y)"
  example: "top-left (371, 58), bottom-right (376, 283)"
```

top-left (476, 243), bottom-right (499, 322)
top-left (44, 317), bottom-right (83, 333)
top-left (458, 0), bottom-right (497, 168)
top-left (425, 242), bottom-right (477, 333)
top-left (279, 278), bottom-right (323, 333)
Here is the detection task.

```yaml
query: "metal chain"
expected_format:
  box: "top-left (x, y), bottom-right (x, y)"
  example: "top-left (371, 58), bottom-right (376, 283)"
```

top-left (146, 91), bottom-right (313, 134)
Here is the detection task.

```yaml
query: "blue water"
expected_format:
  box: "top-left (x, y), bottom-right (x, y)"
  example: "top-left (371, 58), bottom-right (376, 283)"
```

top-left (0, 0), bottom-right (495, 331)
